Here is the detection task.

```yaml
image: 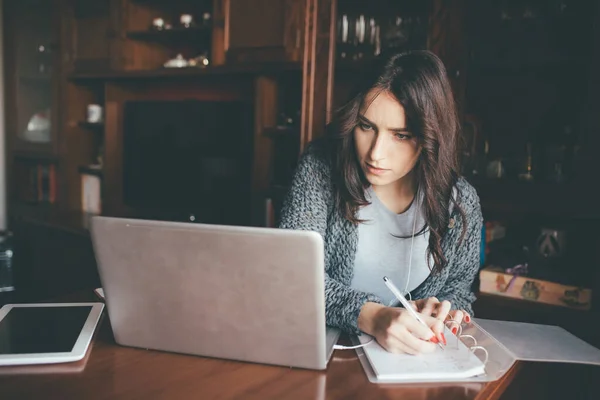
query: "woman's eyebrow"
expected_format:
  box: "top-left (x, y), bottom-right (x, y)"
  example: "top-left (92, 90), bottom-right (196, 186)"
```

top-left (358, 114), bottom-right (409, 132)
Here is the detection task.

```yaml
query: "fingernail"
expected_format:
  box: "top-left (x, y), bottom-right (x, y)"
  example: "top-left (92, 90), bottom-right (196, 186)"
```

top-left (451, 326), bottom-right (458, 335)
top-left (441, 333), bottom-right (447, 345)
top-left (429, 336), bottom-right (439, 344)
top-left (465, 315), bottom-right (471, 323)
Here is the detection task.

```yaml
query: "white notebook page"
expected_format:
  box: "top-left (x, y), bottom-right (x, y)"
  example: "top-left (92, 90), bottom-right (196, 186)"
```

top-left (358, 327), bottom-right (486, 381)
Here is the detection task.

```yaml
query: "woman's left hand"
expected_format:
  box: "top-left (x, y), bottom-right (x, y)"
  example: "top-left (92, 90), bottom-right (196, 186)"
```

top-left (409, 297), bottom-right (471, 330)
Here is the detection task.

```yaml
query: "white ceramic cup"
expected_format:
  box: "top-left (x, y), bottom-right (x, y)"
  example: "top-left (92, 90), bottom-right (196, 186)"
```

top-left (87, 104), bottom-right (103, 123)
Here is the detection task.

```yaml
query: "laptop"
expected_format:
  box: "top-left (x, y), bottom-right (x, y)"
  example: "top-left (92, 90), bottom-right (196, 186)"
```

top-left (89, 216), bottom-right (340, 370)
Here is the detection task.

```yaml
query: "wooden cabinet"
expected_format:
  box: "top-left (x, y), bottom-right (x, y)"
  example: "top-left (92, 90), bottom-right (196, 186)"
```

top-left (223, 0), bottom-right (304, 63)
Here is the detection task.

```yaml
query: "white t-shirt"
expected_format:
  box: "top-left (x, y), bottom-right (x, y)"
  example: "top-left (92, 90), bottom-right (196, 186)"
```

top-left (351, 187), bottom-right (431, 306)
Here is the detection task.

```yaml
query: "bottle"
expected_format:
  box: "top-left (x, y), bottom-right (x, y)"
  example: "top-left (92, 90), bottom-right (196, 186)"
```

top-left (0, 231), bottom-right (15, 292)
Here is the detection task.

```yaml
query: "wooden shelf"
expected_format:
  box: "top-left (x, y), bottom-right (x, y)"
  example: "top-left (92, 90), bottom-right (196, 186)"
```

top-left (9, 202), bottom-right (91, 237)
top-left (126, 27), bottom-right (211, 43)
top-left (263, 126), bottom-right (299, 138)
top-left (68, 61), bottom-right (302, 81)
top-left (78, 165), bottom-right (103, 177)
top-left (129, 0), bottom-right (203, 4)
top-left (13, 150), bottom-right (59, 163)
top-left (77, 121), bottom-right (104, 130)
top-left (19, 74), bottom-right (52, 84)
top-left (334, 58), bottom-right (377, 73)
top-left (468, 177), bottom-right (597, 220)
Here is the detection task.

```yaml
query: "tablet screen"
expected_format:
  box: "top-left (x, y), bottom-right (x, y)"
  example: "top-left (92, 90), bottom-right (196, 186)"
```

top-left (0, 306), bottom-right (93, 354)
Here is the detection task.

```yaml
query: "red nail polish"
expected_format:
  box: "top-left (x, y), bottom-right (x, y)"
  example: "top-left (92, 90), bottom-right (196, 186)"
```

top-left (465, 315), bottom-right (471, 323)
top-left (430, 336), bottom-right (439, 344)
top-left (451, 326), bottom-right (458, 335)
top-left (441, 333), bottom-right (447, 345)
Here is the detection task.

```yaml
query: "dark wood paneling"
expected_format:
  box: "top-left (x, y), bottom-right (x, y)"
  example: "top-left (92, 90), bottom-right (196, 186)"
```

top-left (67, 0), bottom-right (113, 73)
top-left (224, 0), bottom-right (303, 63)
top-left (211, 0), bottom-right (226, 65)
top-left (427, 0), bottom-right (467, 121)
top-left (252, 77), bottom-right (277, 193)
top-left (102, 99), bottom-right (126, 217)
top-left (300, 0), bottom-right (333, 150)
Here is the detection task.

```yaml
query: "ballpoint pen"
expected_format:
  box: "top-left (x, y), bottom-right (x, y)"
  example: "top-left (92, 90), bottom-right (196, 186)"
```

top-left (383, 276), bottom-right (446, 350)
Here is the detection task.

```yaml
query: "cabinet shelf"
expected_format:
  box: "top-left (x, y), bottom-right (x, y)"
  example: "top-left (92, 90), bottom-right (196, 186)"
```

top-left (469, 177), bottom-right (596, 220)
top-left (10, 202), bottom-right (91, 237)
top-left (126, 27), bottom-right (211, 43)
top-left (19, 74), bottom-right (52, 84)
top-left (263, 126), bottom-right (299, 138)
top-left (68, 61), bottom-right (302, 81)
top-left (129, 0), bottom-right (203, 4)
top-left (13, 150), bottom-right (59, 163)
top-left (77, 121), bottom-right (104, 130)
top-left (78, 165), bottom-right (103, 177)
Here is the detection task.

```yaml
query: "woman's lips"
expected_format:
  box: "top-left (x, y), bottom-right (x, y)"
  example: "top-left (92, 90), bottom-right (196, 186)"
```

top-left (366, 163), bottom-right (388, 175)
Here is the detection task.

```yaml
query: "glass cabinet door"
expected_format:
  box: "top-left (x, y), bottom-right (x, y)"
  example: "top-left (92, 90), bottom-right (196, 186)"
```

top-left (5, 0), bottom-right (59, 156)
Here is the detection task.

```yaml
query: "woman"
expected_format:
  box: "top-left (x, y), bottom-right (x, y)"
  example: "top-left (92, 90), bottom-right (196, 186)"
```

top-left (279, 50), bottom-right (482, 355)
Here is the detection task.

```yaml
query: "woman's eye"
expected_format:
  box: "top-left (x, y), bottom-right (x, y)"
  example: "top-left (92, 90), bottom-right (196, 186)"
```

top-left (395, 133), bottom-right (411, 141)
top-left (359, 122), bottom-right (373, 131)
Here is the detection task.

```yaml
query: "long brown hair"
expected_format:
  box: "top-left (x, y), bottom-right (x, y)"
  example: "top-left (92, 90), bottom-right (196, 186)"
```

top-left (327, 50), bottom-right (466, 274)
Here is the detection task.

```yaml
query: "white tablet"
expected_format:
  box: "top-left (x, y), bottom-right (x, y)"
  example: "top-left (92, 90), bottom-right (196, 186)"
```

top-left (0, 302), bottom-right (104, 366)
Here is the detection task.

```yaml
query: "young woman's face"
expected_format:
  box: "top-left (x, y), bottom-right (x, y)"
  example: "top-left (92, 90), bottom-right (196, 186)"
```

top-left (353, 90), bottom-right (421, 189)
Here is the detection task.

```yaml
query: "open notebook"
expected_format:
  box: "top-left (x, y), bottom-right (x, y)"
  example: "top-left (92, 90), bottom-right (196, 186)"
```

top-left (356, 326), bottom-right (486, 382)
top-left (353, 318), bottom-right (600, 384)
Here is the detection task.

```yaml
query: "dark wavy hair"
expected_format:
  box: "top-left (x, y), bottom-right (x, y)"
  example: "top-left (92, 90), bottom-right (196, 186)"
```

top-left (326, 50), bottom-right (466, 274)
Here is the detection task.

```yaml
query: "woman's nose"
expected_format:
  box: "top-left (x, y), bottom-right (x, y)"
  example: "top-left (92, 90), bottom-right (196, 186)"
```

top-left (368, 132), bottom-right (387, 162)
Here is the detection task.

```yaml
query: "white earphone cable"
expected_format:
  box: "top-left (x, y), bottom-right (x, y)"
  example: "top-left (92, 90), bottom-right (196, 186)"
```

top-left (334, 189), bottom-right (420, 351)
top-left (333, 338), bottom-right (374, 350)
top-left (404, 189), bottom-right (419, 302)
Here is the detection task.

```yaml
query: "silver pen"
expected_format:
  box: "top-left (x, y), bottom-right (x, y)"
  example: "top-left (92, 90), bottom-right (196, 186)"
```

top-left (383, 276), bottom-right (445, 350)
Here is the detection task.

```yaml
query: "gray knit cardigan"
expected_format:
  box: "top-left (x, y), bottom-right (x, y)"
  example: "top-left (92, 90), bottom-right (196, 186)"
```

top-left (279, 141), bottom-right (483, 335)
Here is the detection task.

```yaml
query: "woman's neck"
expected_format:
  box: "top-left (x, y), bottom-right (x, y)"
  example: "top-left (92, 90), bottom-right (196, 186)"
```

top-left (371, 173), bottom-right (417, 215)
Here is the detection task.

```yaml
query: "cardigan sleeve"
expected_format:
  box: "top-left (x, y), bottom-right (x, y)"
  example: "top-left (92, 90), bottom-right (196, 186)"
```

top-left (278, 143), bottom-right (382, 334)
top-left (435, 181), bottom-right (483, 316)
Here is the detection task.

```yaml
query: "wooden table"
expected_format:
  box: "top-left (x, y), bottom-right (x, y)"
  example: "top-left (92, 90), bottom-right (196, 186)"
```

top-left (0, 292), bottom-right (598, 400)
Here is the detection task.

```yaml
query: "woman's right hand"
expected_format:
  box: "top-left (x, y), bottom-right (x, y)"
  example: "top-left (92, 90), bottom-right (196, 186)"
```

top-left (358, 302), bottom-right (447, 354)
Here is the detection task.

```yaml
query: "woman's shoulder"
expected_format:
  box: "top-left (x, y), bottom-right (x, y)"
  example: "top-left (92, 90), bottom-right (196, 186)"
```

top-left (454, 177), bottom-right (480, 209)
top-left (296, 137), bottom-right (333, 177)
top-left (449, 177), bottom-right (481, 216)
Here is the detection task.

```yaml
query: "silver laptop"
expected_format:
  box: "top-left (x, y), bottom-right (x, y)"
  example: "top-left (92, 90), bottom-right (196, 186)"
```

top-left (90, 216), bottom-right (340, 370)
